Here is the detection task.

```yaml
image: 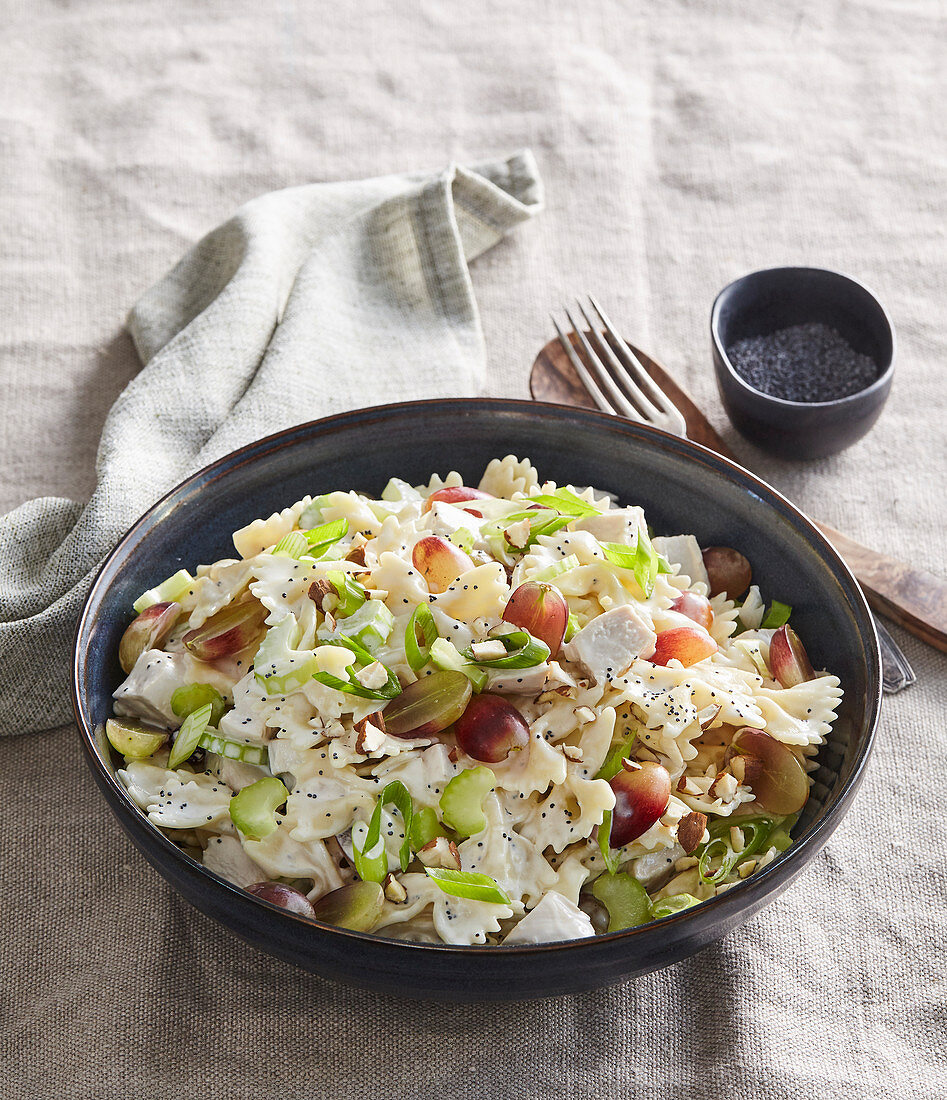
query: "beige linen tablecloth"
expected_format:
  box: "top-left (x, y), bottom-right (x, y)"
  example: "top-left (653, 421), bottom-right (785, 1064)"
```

top-left (1, 2), bottom-right (945, 1097)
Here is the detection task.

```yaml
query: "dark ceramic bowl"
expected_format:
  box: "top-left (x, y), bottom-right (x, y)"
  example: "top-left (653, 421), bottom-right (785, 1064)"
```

top-left (711, 267), bottom-right (895, 459)
top-left (73, 399), bottom-right (881, 1001)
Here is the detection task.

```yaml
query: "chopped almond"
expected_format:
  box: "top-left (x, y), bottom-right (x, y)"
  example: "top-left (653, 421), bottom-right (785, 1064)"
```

top-left (677, 811), bottom-right (708, 854)
top-left (417, 836), bottom-right (461, 871)
top-left (308, 579), bottom-right (334, 607)
top-left (383, 873), bottom-right (408, 903)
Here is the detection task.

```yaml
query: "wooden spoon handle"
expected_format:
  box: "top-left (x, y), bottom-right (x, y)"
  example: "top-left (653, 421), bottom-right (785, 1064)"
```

top-left (813, 522), bottom-right (947, 652)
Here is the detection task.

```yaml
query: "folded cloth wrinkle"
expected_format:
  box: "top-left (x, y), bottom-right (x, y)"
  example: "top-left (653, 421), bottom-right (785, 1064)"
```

top-left (0, 150), bottom-right (543, 737)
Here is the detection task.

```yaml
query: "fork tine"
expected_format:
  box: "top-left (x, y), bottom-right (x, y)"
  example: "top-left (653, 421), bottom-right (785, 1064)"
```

top-left (551, 315), bottom-right (622, 419)
top-left (587, 295), bottom-right (687, 432)
top-left (562, 307), bottom-right (645, 423)
top-left (574, 298), bottom-right (666, 423)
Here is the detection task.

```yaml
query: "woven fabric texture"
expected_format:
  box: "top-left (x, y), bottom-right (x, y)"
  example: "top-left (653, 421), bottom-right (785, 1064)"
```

top-left (0, 2), bottom-right (944, 1098)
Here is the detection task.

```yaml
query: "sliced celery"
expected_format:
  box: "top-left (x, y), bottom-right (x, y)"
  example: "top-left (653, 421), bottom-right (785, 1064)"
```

top-left (105, 718), bottom-right (167, 760)
top-left (167, 702), bottom-right (213, 769)
top-left (271, 531), bottom-right (309, 559)
top-left (564, 611), bottom-right (580, 642)
top-left (409, 806), bottom-right (442, 851)
top-left (440, 766), bottom-right (495, 836)
top-left (430, 638), bottom-right (488, 691)
top-left (327, 571), bottom-right (367, 617)
top-left (448, 527), bottom-right (475, 555)
top-left (199, 731), bottom-right (268, 766)
top-left (531, 554), bottom-right (581, 583)
top-left (229, 777), bottom-right (288, 840)
top-left (132, 569), bottom-right (194, 614)
top-left (320, 599), bottom-right (394, 653)
top-left (590, 872), bottom-right (652, 932)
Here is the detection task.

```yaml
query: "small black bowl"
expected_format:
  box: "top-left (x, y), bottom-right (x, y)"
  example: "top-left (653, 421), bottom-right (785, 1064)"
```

top-left (711, 267), bottom-right (895, 459)
top-left (73, 399), bottom-right (881, 1001)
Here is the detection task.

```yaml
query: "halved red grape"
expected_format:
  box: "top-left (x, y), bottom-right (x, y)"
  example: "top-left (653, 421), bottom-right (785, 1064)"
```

top-left (670, 591), bottom-right (714, 632)
top-left (701, 546), bottom-right (752, 599)
top-left (608, 761), bottom-right (671, 847)
top-left (724, 727), bottom-right (809, 814)
top-left (651, 627), bottom-right (717, 667)
top-left (768, 625), bottom-right (816, 688)
top-left (502, 581), bottom-right (568, 657)
top-left (411, 535), bottom-right (474, 593)
top-left (246, 881), bottom-right (316, 918)
top-left (183, 600), bottom-right (268, 661)
top-left (119, 601), bottom-right (180, 673)
top-left (423, 486), bottom-right (492, 518)
top-left (454, 693), bottom-right (529, 763)
top-left (382, 670), bottom-right (472, 739)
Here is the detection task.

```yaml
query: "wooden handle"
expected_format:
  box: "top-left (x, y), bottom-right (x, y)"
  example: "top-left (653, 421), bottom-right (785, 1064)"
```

top-left (530, 334), bottom-right (947, 652)
top-left (813, 522), bottom-right (947, 652)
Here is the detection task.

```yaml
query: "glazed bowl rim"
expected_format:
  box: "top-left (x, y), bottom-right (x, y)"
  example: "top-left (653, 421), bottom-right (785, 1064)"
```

top-left (711, 265), bottom-right (896, 411)
top-left (73, 397), bottom-right (882, 956)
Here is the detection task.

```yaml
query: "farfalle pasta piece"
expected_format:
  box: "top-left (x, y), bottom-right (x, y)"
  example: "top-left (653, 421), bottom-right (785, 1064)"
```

top-left (431, 562), bottom-right (510, 622)
top-left (232, 497), bottom-right (312, 558)
top-left (478, 455), bottom-right (539, 498)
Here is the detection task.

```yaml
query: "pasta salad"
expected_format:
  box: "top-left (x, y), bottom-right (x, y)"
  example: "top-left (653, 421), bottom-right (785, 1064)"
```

top-left (107, 456), bottom-right (842, 945)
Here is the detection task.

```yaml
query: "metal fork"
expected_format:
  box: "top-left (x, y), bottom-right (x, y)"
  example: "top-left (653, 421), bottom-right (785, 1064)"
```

top-left (552, 295), bottom-right (916, 694)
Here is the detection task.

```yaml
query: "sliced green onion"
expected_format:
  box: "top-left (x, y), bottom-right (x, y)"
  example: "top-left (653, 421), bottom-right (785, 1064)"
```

top-left (564, 611), bottom-right (580, 642)
top-left (351, 822), bottom-right (387, 885)
top-left (598, 810), bottom-right (620, 874)
top-left (171, 683), bottom-right (227, 727)
top-left (529, 487), bottom-right (601, 517)
top-left (696, 814), bottom-right (794, 886)
top-left (526, 512), bottom-right (572, 544)
top-left (424, 867), bottom-right (511, 905)
top-left (381, 780), bottom-right (414, 873)
top-left (594, 733), bottom-right (638, 781)
top-left (449, 527), bottom-right (475, 555)
top-left (589, 872), bottom-right (652, 931)
top-left (409, 806), bottom-right (442, 851)
top-left (651, 893), bottom-right (702, 919)
top-left (256, 655), bottom-right (321, 697)
top-left (198, 730), bottom-right (268, 766)
top-left (304, 518), bottom-right (349, 558)
top-left (132, 569), bottom-right (194, 614)
top-left (601, 532), bottom-right (662, 598)
top-left (321, 599), bottom-right (395, 653)
top-left (531, 554), bottom-right (581, 583)
top-left (463, 630), bottom-right (549, 669)
top-left (312, 636), bottom-right (402, 699)
top-left (405, 603), bottom-right (439, 672)
top-left (429, 638), bottom-right (488, 691)
top-left (167, 702), bottom-right (213, 769)
top-left (353, 780), bottom-right (414, 882)
top-left (271, 531), bottom-right (310, 559)
top-left (229, 776), bottom-right (288, 841)
top-left (761, 600), bottom-right (793, 629)
top-left (327, 571), bottom-right (367, 617)
top-left (440, 766), bottom-right (495, 836)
